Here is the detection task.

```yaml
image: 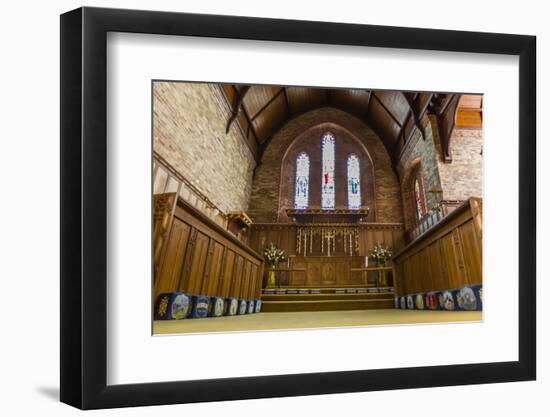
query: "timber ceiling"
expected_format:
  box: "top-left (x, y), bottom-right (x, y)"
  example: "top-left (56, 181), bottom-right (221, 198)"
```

top-left (221, 84), bottom-right (482, 164)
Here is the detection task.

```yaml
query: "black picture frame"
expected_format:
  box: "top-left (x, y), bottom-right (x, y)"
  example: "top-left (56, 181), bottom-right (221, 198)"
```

top-left (60, 6), bottom-right (536, 410)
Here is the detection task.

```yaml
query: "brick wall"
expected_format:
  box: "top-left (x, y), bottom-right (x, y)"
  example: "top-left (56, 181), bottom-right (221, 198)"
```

top-left (396, 117), bottom-right (443, 220)
top-left (153, 82), bottom-right (256, 214)
top-left (248, 107), bottom-right (403, 223)
top-left (437, 128), bottom-right (483, 201)
top-left (397, 116), bottom-right (483, 229)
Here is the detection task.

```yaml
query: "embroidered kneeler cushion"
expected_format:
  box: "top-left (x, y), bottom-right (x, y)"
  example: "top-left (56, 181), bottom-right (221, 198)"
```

top-left (426, 292), bottom-right (440, 310)
top-left (457, 285), bottom-right (482, 311)
top-left (238, 299), bottom-right (247, 315)
top-left (478, 285), bottom-right (483, 307)
top-left (415, 293), bottom-right (425, 310)
top-left (400, 296), bottom-right (407, 309)
top-left (254, 299), bottom-right (262, 313)
top-left (439, 290), bottom-right (456, 311)
top-left (154, 292), bottom-right (191, 320)
top-left (209, 297), bottom-right (225, 317)
top-left (191, 295), bottom-right (210, 318)
top-left (406, 295), bottom-right (414, 309)
top-left (225, 298), bottom-right (239, 316)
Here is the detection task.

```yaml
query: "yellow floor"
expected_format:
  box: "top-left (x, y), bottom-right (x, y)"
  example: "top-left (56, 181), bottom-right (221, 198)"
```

top-left (153, 309), bottom-right (482, 335)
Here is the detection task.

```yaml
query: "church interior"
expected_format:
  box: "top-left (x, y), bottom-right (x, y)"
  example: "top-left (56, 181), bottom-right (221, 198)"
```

top-left (152, 81), bottom-right (483, 334)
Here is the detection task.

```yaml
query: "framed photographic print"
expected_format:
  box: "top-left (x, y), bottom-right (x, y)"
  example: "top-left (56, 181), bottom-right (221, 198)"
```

top-left (60, 6), bottom-right (536, 409)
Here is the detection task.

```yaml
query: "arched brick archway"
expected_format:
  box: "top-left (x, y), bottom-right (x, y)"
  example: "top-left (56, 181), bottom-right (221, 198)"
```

top-left (401, 158), bottom-right (428, 231)
top-left (248, 107), bottom-right (403, 224)
top-left (278, 123), bottom-right (376, 221)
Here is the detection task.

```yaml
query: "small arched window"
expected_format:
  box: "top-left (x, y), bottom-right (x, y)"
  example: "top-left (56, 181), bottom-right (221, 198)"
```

top-left (321, 133), bottom-right (335, 209)
top-left (347, 154), bottom-right (361, 209)
top-left (294, 152), bottom-right (310, 209)
top-left (413, 175), bottom-right (425, 220)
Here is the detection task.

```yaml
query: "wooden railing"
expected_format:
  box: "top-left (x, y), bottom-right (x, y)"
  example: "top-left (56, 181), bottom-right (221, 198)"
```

top-left (393, 197), bottom-right (482, 297)
top-left (405, 199), bottom-right (465, 243)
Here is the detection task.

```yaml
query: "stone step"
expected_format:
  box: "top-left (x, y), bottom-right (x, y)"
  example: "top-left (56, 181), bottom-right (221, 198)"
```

top-left (262, 286), bottom-right (394, 295)
top-left (261, 298), bottom-right (395, 312)
top-left (262, 292), bottom-right (394, 302)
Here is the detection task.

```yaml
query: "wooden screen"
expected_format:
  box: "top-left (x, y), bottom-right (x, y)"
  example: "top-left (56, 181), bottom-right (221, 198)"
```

top-left (393, 198), bottom-right (482, 296)
top-left (153, 194), bottom-right (264, 301)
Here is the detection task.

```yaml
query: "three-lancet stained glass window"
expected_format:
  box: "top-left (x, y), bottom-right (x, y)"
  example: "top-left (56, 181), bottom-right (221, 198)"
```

top-left (347, 154), bottom-right (361, 209)
top-left (321, 133), bottom-right (336, 209)
top-left (294, 133), bottom-right (363, 210)
top-left (294, 152), bottom-right (310, 209)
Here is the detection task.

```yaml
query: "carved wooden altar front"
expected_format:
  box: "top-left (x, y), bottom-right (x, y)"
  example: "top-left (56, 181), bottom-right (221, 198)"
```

top-left (276, 256), bottom-right (392, 287)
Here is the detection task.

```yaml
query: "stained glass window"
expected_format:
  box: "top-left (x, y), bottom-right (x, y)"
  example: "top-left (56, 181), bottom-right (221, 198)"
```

top-left (294, 153), bottom-right (310, 209)
top-left (414, 177), bottom-right (425, 220)
top-left (347, 154), bottom-right (361, 209)
top-left (321, 133), bottom-right (335, 209)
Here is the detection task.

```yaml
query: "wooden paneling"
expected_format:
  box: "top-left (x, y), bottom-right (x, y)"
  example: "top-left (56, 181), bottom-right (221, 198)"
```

top-left (183, 230), bottom-right (209, 294)
top-left (153, 195), bottom-right (264, 301)
top-left (240, 261), bottom-right (252, 299)
top-left (250, 223), bottom-right (404, 288)
top-left (154, 218), bottom-right (191, 296)
top-left (153, 193), bottom-right (178, 275)
top-left (393, 198), bottom-right (482, 296)
top-left (202, 240), bottom-right (225, 295)
top-left (219, 249), bottom-right (235, 297)
top-left (283, 256), bottom-right (387, 288)
top-left (249, 223), bottom-right (404, 257)
top-left (458, 221), bottom-right (482, 283)
top-left (456, 94), bottom-right (483, 128)
top-left (231, 256), bottom-right (244, 298)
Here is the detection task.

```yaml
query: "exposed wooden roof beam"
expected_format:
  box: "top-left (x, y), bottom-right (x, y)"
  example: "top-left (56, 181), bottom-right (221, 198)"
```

top-left (283, 87), bottom-right (291, 115)
top-left (371, 92), bottom-right (402, 127)
top-left (250, 88), bottom-right (285, 122)
top-left (397, 108), bottom-right (412, 144)
top-left (437, 94), bottom-right (461, 162)
top-left (365, 90), bottom-right (373, 115)
top-left (402, 92), bottom-right (426, 141)
top-left (226, 85), bottom-right (250, 133)
top-left (241, 100), bottom-right (259, 144)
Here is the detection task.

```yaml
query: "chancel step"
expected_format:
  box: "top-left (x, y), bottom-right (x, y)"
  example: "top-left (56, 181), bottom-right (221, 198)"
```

top-left (261, 287), bottom-right (394, 312)
top-left (262, 292), bottom-right (394, 302)
top-left (262, 286), bottom-right (394, 295)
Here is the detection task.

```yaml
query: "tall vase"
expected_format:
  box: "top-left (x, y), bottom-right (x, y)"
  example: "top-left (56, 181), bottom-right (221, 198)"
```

top-left (267, 266), bottom-right (277, 287)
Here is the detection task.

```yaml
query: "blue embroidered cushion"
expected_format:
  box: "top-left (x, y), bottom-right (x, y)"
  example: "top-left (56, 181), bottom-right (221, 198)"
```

top-left (191, 295), bottom-right (210, 318)
top-left (225, 298), bottom-right (239, 316)
top-left (254, 299), bottom-right (262, 313)
top-left (238, 299), bottom-right (247, 315)
top-left (457, 285), bottom-right (482, 311)
top-left (414, 293), bottom-right (426, 310)
top-left (154, 292), bottom-right (191, 320)
top-left (209, 297), bottom-right (225, 317)
top-left (439, 290), bottom-right (456, 311)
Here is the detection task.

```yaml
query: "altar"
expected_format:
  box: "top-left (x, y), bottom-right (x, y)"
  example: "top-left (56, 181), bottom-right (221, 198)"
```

top-left (274, 256), bottom-right (393, 288)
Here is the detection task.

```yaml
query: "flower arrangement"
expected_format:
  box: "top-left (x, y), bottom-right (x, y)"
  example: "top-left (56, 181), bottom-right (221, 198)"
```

top-left (263, 242), bottom-right (286, 269)
top-left (369, 243), bottom-right (393, 266)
